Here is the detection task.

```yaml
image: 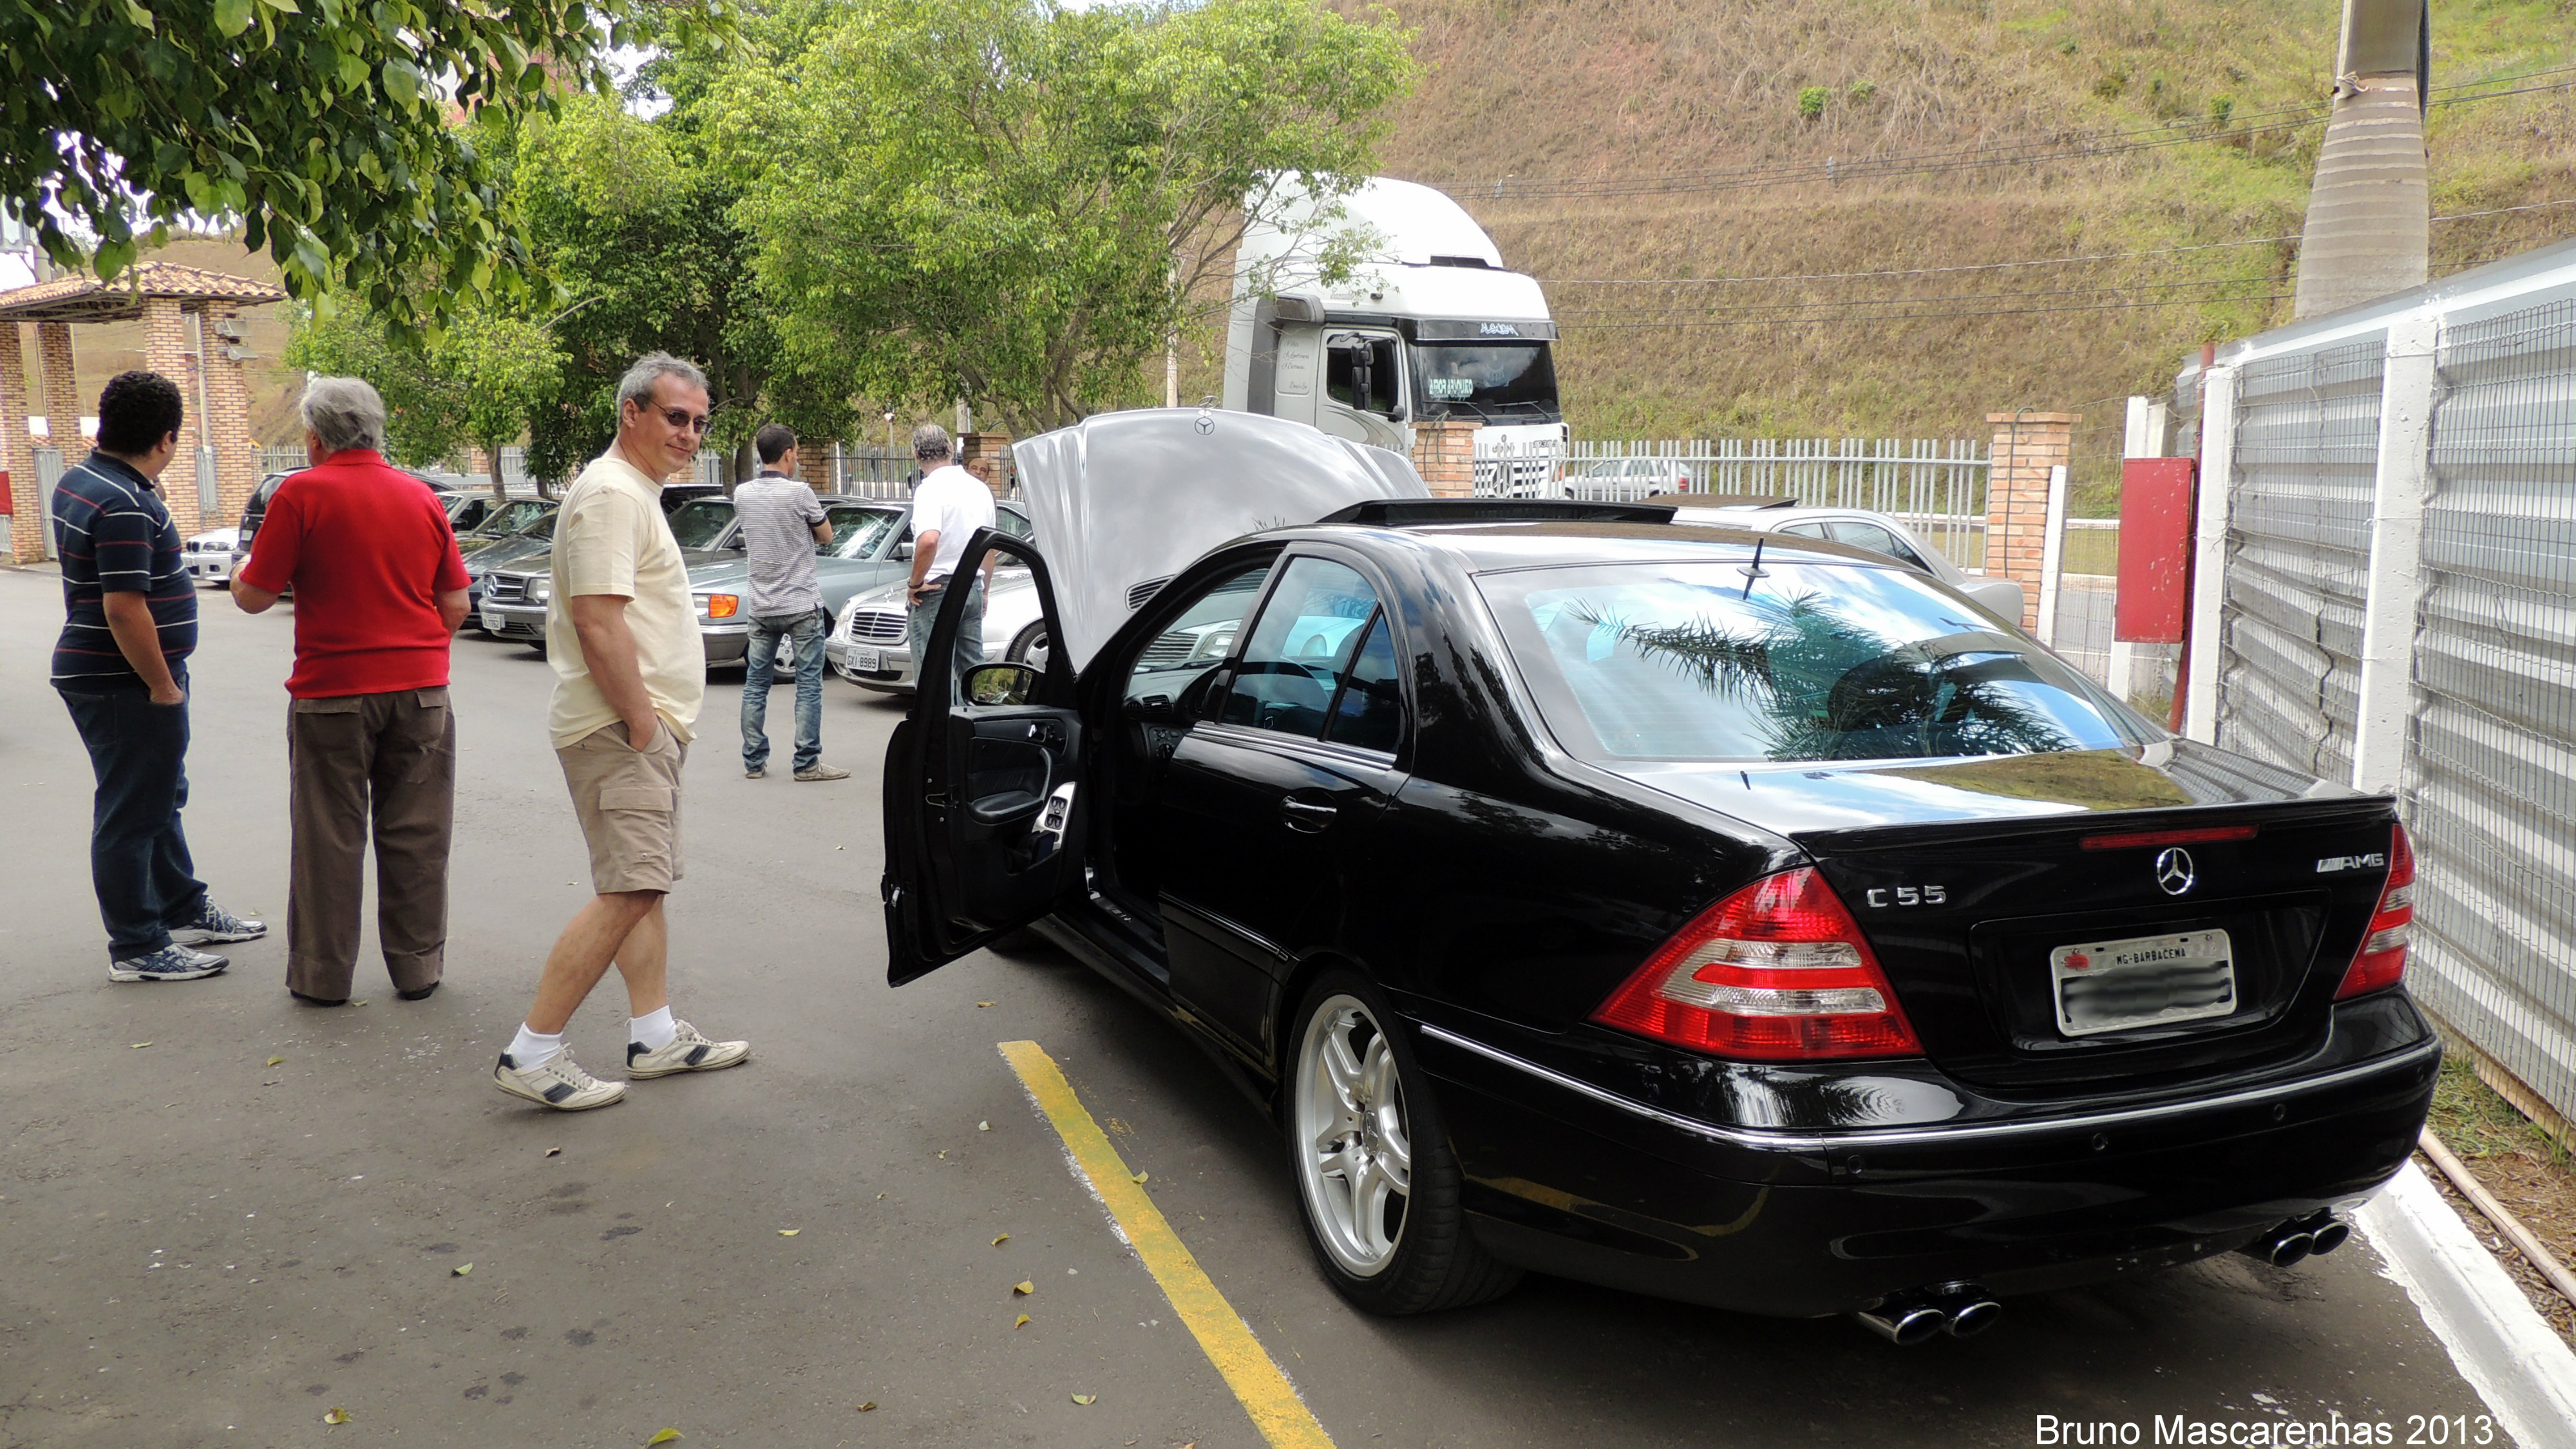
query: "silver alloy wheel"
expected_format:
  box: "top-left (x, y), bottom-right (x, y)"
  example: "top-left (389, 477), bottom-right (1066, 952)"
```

top-left (1294, 994), bottom-right (1413, 1277)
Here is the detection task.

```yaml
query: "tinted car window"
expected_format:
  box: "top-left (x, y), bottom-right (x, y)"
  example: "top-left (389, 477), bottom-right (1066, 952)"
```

top-left (1827, 520), bottom-right (1927, 571)
top-left (1774, 521), bottom-right (1827, 539)
top-left (667, 500), bottom-right (736, 549)
top-left (1481, 561), bottom-right (2136, 763)
top-left (995, 507), bottom-right (1034, 539)
top-left (1323, 612), bottom-right (1403, 753)
top-left (828, 506), bottom-right (902, 558)
top-left (1220, 557), bottom-right (1379, 739)
top-left (1126, 565), bottom-right (1272, 708)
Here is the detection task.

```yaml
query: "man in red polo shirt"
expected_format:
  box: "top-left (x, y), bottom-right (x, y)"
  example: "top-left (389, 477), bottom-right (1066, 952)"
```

top-left (234, 377), bottom-right (472, 1005)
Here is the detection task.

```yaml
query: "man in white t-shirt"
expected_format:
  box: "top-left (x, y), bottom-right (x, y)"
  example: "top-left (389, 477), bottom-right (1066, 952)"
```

top-left (904, 424), bottom-right (998, 696)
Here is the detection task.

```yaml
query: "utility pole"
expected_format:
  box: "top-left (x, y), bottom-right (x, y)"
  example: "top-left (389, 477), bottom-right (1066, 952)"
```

top-left (2292, 0), bottom-right (2429, 318)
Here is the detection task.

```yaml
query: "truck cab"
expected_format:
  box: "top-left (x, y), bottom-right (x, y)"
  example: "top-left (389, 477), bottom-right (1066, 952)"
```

top-left (1224, 177), bottom-right (1565, 480)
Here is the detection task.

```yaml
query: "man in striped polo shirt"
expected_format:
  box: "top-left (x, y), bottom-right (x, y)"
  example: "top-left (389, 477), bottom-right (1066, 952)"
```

top-left (50, 371), bottom-right (265, 983)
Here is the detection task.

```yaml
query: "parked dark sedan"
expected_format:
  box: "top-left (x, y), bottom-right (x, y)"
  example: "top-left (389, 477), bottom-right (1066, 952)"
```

top-left (883, 410), bottom-right (2436, 1340)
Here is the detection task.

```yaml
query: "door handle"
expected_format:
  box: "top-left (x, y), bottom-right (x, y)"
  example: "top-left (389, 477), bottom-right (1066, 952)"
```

top-left (1278, 797), bottom-right (1338, 832)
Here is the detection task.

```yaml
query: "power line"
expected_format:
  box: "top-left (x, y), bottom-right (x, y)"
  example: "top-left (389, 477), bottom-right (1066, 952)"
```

top-left (1558, 275), bottom-right (2285, 318)
top-left (1558, 294), bottom-right (2295, 331)
top-left (1443, 76), bottom-right (2575, 202)
top-left (1537, 199), bottom-right (2576, 290)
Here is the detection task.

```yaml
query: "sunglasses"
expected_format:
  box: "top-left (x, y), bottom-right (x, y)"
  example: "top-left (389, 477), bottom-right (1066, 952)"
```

top-left (643, 404), bottom-right (714, 435)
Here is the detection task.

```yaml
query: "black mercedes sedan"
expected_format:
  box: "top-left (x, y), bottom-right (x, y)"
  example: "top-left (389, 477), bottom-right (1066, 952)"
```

top-left (881, 410), bottom-right (2436, 1341)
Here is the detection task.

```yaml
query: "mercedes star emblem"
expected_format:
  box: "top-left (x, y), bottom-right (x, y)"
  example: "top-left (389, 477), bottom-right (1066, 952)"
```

top-left (1194, 410), bottom-right (1215, 435)
top-left (2154, 847), bottom-right (2197, 896)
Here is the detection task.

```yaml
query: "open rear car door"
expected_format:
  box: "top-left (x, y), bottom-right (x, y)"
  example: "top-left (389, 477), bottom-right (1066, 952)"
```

top-left (882, 531), bottom-right (1085, 985)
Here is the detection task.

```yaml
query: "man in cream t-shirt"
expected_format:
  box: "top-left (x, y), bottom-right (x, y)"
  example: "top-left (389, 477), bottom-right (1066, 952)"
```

top-left (493, 352), bottom-right (751, 1112)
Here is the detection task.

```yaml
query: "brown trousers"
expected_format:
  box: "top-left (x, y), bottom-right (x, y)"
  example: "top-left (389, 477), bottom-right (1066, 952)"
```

top-left (287, 687), bottom-right (455, 1000)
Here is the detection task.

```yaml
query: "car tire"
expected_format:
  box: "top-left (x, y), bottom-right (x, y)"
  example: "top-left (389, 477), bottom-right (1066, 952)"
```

top-left (1282, 969), bottom-right (1520, 1315)
top-left (1006, 621), bottom-right (1048, 665)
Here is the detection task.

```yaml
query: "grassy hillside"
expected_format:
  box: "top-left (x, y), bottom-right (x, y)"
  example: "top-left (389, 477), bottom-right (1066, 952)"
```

top-left (1177, 0), bottom-right (2576, 444)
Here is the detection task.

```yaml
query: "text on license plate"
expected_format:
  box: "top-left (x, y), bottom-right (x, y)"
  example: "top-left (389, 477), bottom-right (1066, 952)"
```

top-left (481, 607), bottom-right (505, 630)
top-left (2049, 929), bottom-right (2235, 1037)
top-left (849, 646), bottom-right (880, 672)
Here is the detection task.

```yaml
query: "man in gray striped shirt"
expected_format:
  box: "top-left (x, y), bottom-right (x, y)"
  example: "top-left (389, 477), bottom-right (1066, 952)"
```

top-left (734, 423), bottom-right (849, 781)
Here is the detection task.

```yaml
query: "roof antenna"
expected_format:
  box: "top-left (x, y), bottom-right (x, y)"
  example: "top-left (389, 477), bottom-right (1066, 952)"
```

top-left (1739, 535), bottom-right (1769, 599)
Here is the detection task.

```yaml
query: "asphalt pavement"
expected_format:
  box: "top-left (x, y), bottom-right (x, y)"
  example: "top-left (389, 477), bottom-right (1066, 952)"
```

top-left (0, 565), bottom-right (2515, 1448)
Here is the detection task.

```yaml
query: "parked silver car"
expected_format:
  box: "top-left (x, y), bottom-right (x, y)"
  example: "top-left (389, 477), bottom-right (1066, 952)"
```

top-left (826, 567), bottom-right (1049, 694)
top-left (1669, 500), bottom-right (2027, 621)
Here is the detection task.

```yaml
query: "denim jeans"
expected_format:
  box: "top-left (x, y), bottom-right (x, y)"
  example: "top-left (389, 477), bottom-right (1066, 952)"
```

top-left (743, 610), bottom-right (828, 773)
top-left (57, 679), bottom-right (209, 960)
top-left (907, 576), bottom-right (987, 703)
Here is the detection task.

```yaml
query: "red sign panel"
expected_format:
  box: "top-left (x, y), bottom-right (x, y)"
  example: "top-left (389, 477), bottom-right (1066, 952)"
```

top-left (2116, 458), bottom-right (2195, 643)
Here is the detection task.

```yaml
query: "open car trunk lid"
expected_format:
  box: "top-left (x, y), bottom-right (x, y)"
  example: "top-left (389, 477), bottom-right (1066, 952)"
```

top-left (1723, 749), bottom-right (2400, 1092)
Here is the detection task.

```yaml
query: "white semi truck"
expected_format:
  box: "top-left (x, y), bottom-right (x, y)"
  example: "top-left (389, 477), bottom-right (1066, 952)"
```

top-left (1222, 176), bottom-right (1566, 478)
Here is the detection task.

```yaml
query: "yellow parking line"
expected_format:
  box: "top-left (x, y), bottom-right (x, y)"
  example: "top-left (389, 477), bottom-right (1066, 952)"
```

top-left (998, 1039), bottom-right (1337, 1449)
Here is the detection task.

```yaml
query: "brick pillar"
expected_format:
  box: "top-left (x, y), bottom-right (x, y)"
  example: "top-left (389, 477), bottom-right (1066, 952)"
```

top-left (1985, 411), bottom-right (2079, 632)
top-left (959, 431), bottom-right (1012, 499)
top-left (200, 309), bottom-right (261, 527)
top-left (36, 321), bottom-right (85, 465)
top-left (1408, 419), bottom-right (1482, 497)
top-left (0, 323), bottom-right (40, 562)
top-left (138, 299), bottom-right (205, 536)
top-left (798, 442), bottom-right (835, 493)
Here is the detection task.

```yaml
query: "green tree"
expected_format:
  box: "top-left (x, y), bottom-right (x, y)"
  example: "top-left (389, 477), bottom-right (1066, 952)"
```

top-left (515, 91), bottom-right (849, 486)
top-left (286, 300), bottom-right (560, 498)
top-left (0, 0), bottom-right (721, 334)
top-left (703, 0), bottom-right (1418, 433)
top-left (435, 314), bottom-right (565, 498)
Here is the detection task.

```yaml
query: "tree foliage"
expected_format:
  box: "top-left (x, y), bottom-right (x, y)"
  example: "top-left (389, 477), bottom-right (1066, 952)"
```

top-left (0, 0), bottom-right (721, 335)
top-left (704, 0), bottom-right (1419, 433)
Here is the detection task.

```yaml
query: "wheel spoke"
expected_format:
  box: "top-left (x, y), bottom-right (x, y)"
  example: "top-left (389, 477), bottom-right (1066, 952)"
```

top-left (1360, 1036), bottom-right (1397, 1109)
top-left (1320, 1026), bottom-right (1365, 1112)
top-left (1352, 1155), bottom-right (1397, 1258)
top-left (1377, 1116), bottom-right (1412, 1193)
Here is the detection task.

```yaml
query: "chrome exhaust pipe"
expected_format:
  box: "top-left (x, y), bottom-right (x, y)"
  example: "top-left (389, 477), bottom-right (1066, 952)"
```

top-left (1929, 1281), bottom-right (2003, 1338)
top-left (1853, 1291), bottom-right (1949, 1346)
top-left (2238, 1221), bottom-right (2316, 1268)
top-left (2303, 1213), bottom-right (2351, 1256)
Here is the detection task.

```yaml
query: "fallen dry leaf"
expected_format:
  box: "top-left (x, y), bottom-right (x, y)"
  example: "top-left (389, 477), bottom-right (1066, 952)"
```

top-left (1012, 1280), bottom-right (1034, 1296)
top-left (1130, 1171), bottom-right (1149, 1185)
top-left (545, 1147), bottom-right (562, 1158)
top-left (322, 1407), bottom-right (351, 1425)
top-left (451, 1264), bottom-right (473, 1277)
top-left (777, 1229), bottom-right (800, 1237)
top-left (129, 1042), bottom-right (152, 1050)
top-left (645, 1431), bottom-right (683, 1446)
top-left (992, 1233), bottom-right (1010, 1246)
top-left (1071, 1394), bottom-right (1097, 1406)
top-left (975, 1001), bottom-right (996, 1008)
top-left (265, 1056), bottom-right (285, 1066)
top-left (857, 1401), bottom-right (877, 1412)
top-left (977, 1121), bottom-right (990, 1132)
top-left (1014, 1313), bottom-right (1030, 1329)
top-left (350, 999), bottom-right (368, 1007)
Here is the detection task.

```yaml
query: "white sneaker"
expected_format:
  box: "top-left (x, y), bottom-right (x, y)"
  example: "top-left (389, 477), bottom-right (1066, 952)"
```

top-left (626, 1019), bottom-right (752, 1079)
top-left (493, 1050), bottom-right (627, 1111)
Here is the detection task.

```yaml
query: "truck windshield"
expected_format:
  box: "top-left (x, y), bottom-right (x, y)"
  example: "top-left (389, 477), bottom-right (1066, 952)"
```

top-left (1411, 342), bottom-right (1560, 422)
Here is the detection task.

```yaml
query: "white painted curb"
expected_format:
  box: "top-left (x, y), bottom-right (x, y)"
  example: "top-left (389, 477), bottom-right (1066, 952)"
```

top-left (2355, 1161), bottom-right (2576, 1449)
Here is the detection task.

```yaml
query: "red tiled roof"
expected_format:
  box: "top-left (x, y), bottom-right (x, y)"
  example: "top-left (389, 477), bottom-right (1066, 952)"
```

top-left (0, 261), bottom-right (289, 321)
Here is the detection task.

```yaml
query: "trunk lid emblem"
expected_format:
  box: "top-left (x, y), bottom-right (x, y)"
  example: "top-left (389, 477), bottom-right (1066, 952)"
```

top-left (2155, 848), bottom-right (2197, 896)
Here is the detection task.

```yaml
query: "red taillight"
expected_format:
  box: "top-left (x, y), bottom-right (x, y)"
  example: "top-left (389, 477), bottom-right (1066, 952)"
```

top-left (2079, 824), bottom-right (2259, 851)
top-left (2334, 823), bottom-right (2414, 1000)
top-left (1591, 869), bottom-right (1924, 1061)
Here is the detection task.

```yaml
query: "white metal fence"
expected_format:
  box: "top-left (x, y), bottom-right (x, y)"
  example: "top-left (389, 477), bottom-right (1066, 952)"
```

top-left (2188, 242), bottom-right (2576, 1133)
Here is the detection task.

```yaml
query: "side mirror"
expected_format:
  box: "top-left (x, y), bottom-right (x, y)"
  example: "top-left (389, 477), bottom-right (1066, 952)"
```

top-left (894, 541), bottom-right (915, 562)
top-left (1388, 403), bottom-right (1410, 424)
top-left (963, 662), bottom-right (1041, 707)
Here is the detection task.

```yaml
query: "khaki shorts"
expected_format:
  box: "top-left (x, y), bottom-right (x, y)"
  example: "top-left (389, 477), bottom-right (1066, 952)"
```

top-left (558, 720), bottom-right (686, 895)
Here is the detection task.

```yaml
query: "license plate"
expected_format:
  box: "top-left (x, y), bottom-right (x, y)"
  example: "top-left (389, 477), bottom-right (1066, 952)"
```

top-left (481, 607), bottom-right (505, 631)
top-left (850, 646), bottom-right (880, 672)
top-left (2049, 929), bottom-right (2236, 1037)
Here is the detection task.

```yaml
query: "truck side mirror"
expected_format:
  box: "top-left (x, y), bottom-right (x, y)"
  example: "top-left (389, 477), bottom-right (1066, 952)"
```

top-left (1388, 404), bottom-right (1410, 424)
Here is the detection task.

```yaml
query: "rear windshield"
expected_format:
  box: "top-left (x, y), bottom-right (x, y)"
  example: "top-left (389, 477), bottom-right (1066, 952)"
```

top-left (667, 500), bottom-right (735, 549)
top-left (1479, 560), bottom-right (2143, 763)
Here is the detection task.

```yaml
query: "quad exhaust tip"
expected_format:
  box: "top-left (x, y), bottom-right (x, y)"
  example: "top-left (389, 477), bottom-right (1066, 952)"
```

top-left (2239, 1212), bottom-right (2351, 1269)
top-left (1853, 1282), bottom-right (2002, 1345)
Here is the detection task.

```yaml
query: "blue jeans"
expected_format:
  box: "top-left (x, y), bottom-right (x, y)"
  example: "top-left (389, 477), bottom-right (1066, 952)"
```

top-left (743, 610), bottom-right (828, 773)
top-left (908, 576), bottom-right (987, 702)
top-left (57, 679), bottom-right (209, 960)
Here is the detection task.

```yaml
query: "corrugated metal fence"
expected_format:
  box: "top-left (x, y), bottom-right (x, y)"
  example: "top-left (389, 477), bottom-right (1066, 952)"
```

top-left (2198, 263), bottom-right (2576, 1132)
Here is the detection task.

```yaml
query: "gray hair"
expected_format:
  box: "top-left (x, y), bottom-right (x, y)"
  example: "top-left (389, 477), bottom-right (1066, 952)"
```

top-left (616, 352), bottom-right (710, 415)
top-left (911, 422), bottom-right (953, 461)
top-left (299, 375), bottom-right (386, 454)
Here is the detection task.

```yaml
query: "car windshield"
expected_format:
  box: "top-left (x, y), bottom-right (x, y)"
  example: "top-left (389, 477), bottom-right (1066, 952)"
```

top-left (477, 499), bottom-right (550, 535)
top-left (667, 500), bottom-right (735, 549)
top-left (1479, 560), bottom-right (2141, 763)
top-left (1410, 342), bottom-right (1560, 422)
top-left (829, 507), bottom-right (904, 558)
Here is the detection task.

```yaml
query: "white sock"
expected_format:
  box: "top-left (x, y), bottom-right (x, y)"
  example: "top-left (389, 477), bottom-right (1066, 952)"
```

top-left (629, 1006), bottom-right (677, 1052)
top-left (507, 1023), bottom-right (564, 1069)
